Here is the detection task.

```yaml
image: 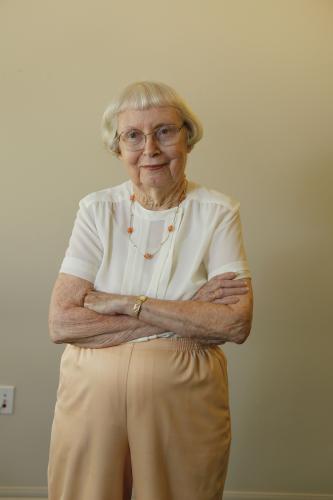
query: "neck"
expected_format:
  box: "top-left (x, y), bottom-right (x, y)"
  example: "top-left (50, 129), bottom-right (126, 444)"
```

top-left (133, 177), bottom-right (187, 210)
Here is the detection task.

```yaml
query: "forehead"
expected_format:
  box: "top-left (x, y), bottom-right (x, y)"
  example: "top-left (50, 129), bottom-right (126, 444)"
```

top-left (117, 106), bottom-right (181, 130)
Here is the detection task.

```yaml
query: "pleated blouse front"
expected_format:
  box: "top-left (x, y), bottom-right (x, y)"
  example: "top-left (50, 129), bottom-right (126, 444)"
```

top-left (60, 179), bottom-right (251, 340)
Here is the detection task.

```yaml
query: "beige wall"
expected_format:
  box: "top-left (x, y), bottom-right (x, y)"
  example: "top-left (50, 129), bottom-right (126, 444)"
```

top-left (1, 0), bottom-right (332, 495)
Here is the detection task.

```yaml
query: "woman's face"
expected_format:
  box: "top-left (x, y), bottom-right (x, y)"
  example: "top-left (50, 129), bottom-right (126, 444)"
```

top-left (117, 107), bottom-right (190, 192)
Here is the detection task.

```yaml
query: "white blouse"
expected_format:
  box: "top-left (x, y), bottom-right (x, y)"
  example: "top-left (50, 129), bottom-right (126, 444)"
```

top-left (60, 180), bottom-right (251, 341)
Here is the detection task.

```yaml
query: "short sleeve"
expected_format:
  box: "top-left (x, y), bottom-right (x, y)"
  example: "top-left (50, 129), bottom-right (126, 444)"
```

top-left (59, 198), bottom-right (103, 283)
top-left (204, 204), bottom-right (251, 280)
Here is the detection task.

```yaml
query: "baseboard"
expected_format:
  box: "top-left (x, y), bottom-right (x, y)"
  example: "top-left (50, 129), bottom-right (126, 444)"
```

top-left (0, 486), bottom-right (332, 500)
top-left (0, 486), bottom-right (47, 498)
top-left (223, 492), bottom-right (333, 500)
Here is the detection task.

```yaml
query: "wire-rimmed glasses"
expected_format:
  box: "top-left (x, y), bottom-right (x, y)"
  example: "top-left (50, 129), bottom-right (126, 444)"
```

top-left (117, 123), bottom-right (185, 151)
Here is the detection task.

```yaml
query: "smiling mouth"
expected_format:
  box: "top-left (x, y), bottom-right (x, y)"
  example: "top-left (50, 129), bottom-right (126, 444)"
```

top-left (140, 163), bottom-right (168, 168)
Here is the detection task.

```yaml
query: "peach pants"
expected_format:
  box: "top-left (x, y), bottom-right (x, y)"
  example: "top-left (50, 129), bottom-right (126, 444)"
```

top-left (48, 338), bottom-right (231, 500)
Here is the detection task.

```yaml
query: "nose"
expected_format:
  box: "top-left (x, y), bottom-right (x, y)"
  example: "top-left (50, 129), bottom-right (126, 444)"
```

top-left (142, 133), bottom-right (160, 156)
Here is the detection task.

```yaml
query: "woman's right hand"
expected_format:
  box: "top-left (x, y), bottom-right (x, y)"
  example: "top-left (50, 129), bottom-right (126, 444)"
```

top-left (191, 272), bottom-right (249, 305)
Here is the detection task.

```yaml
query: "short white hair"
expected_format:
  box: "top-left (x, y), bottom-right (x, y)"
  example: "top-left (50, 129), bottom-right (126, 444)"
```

top-left (101, 81), bottom-right (203, 155)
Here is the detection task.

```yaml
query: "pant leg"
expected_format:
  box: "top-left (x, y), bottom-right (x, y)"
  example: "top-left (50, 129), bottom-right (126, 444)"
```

top-left (127, 338), bottom-right (231, 500)
top-left (48, 344), bottom-right (134, 500)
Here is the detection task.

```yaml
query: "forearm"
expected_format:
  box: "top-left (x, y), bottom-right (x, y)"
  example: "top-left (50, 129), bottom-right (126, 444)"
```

top-left (134, 298), bottom-right (251, 344)
top-left (49, 306), bottom-right (165, 346)
top-left (85, 289), bottom-right (252, 344)
top-left (49, 273), bottom-right (166, 347)
top-left (79, 275), bottom-right (252, 345)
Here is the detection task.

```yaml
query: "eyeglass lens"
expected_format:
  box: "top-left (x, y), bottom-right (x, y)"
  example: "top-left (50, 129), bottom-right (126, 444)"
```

top-left (121, 125), bottom-right (182, 151)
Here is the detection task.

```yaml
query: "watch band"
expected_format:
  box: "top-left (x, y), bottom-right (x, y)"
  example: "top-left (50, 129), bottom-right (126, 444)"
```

top-left (133, 295), bottom-right (148, 318)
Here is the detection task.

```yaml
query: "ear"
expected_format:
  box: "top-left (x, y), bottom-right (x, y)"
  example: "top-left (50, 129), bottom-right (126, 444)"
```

top-left (116, 144), bottom-right (123, 159)
top-left (184, 124), bottom-right (193, 153)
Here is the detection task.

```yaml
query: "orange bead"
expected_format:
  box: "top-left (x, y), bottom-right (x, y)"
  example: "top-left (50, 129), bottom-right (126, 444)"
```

top-left (144, 252), bottom-right (153, 259)
top-left (168, 225), bottom-right (174, 232)
top-left (130, 194), bottom-right (135, 201)
top-left (127, 227), bottom-right (134, 234)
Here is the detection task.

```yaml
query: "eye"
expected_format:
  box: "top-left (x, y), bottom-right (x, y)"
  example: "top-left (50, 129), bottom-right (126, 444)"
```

top-left (158, 125), bottom-right (173, 136)
top-left (124, 129), bottom-right (142, 141)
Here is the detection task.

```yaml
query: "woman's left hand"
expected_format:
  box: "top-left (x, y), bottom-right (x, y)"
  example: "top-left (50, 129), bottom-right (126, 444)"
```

top-left (191, 272), bottom-right (249, 304)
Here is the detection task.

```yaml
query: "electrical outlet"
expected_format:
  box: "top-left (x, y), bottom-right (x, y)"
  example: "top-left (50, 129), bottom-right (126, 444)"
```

top-left (0, 386), bottom-right (15, 415)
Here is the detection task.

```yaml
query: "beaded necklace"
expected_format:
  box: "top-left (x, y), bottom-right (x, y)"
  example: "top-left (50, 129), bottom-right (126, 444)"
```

top-left (127, 181), bottom-right (187, 260)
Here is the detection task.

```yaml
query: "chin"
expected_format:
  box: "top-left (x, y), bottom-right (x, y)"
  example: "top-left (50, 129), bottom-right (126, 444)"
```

top-left (144, 179), bottom-right (169, 190)
top-left (141, 169), bottom-right (170, 185)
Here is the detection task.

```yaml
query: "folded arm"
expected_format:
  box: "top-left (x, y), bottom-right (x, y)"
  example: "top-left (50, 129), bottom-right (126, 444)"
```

top-left (49, 272), bottom-right (250, 348)
top-left (48, 273), bottom-right (166, 348)
top-left (140, 284), bottom-right (253, 344)
top-left (84, 275), bottom-right (253, 345)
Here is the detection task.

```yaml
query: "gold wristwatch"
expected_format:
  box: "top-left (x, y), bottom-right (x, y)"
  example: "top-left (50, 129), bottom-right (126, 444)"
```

top-left (133, 295), bottom-right (148, 318)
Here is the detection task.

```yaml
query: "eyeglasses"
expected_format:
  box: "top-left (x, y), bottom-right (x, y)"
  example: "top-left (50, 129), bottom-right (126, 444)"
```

top-left (117, 123), bottom-right (185, 152)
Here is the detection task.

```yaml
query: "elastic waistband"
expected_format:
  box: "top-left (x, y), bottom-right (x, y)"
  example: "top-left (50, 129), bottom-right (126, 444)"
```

top-left (130, 337), bottom-right (215, 351)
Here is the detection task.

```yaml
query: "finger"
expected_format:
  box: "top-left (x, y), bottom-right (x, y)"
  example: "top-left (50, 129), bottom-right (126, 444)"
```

top-left (212, 287), bottom-right (248, 300)
top-left (215, 272), bottom-right (239, 280)
top-left (207, 278), bottom-right (248, 293)
top-left (222, 287), bottom-right (249, 296)
top-left (218, 278), bottom-right (248, 288)
top-left (201, 274), bottom-right (247, 293)
top-left (202, 273), bottom-right (238, 291)
top-left (213, 296), bottom-right (240, 304)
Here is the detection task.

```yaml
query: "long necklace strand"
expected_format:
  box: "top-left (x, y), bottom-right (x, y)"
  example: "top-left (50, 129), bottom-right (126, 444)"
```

top-left (127, 181), bottom-right (187, 260)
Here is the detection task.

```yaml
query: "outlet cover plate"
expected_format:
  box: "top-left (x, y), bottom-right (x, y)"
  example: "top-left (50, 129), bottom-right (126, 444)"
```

top-left (0, 386), bottom-right (15, 415)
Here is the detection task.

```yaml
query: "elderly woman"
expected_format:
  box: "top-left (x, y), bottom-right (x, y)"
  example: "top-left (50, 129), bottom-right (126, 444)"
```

top-left (48, 81), bottom-right (253, 500)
